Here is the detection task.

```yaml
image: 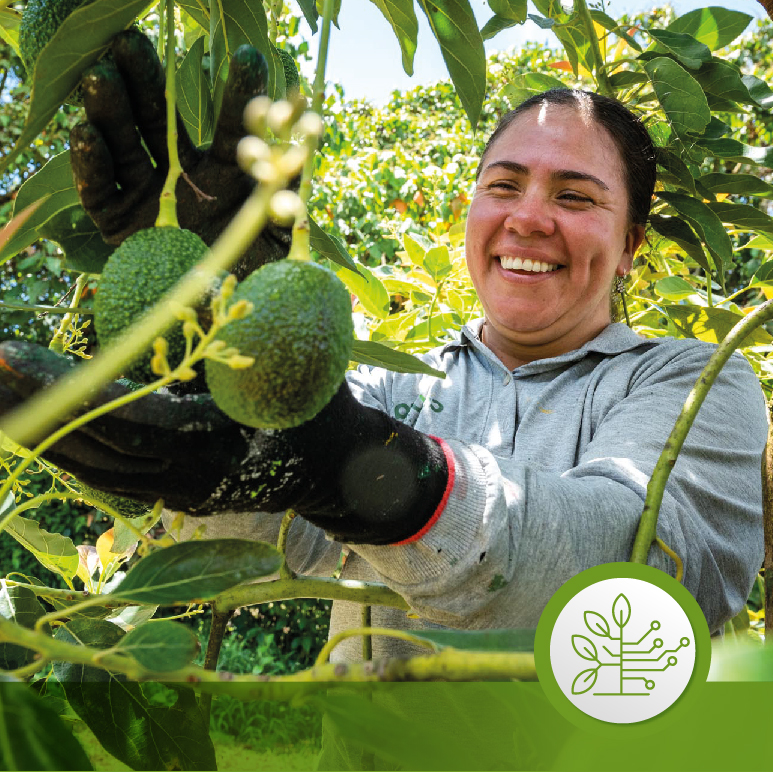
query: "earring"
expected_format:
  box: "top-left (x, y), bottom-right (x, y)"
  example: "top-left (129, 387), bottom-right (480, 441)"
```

top-left (615, 274), bottom-right (631, 327)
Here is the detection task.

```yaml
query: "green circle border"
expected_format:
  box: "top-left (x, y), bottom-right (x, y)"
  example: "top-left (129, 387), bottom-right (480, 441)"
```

top-left (534, 562), bottom-right (711, 737)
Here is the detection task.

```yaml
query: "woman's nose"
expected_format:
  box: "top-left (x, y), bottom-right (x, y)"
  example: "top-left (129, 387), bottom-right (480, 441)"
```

top-left (503, 195), bottom-right (555, 237)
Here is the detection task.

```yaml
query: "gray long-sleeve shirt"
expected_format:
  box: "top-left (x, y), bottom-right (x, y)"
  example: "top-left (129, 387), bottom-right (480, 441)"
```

top-left (175, 321), bottom-right (767, 659)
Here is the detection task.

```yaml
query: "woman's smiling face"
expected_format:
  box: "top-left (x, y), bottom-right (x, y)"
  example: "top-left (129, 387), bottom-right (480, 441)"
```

top-left (465, 101), bottom-right (645, 368)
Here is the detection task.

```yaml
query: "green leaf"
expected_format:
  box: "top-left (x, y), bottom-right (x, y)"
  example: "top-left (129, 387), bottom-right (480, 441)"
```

top-left (40, 205), bottom-right (114, 274)
top-left (209, 0), bottom-right (282, 111)
top-left (334, 263), bottom-right (390, 320)
top-left (177, 36), bottom-right (214, 147)
top-left (654, 276), bottom-right (697, 301)
top-left (417, 0), bottom-right (486, 129)
top-left (742, 74), bottom-right (773, 109)
top-left (481, 14), bottom-right (520, 41)
top-left (590, 10), bottom-right (642, 52)
top-left (367, 0), bottom-right (418, 76)
top-left (54, 620), bottom-right (215, 771)
top-left (697, 173), bottom-right (773, 198)
top-left (651, 216), bottom-right (712, 271)
top-left (488, 0), bottom-right (527, 22)
top-left (5, 515), bottom-right (79, 582)
top-left (112, 511), bottom-right (161, 555)
top-left (116, 620), bottom-right (200, 671)
top-left (748, 235), bottom-right (773, 252)
top-left (667, 7), bottom-right (752, 51)
top-left (296, 0), bottom-right (319, 33)
top-left (501, 72), bottom-right (566, 108)
top-left (647, 29), bottom-right (711, 70)
top-left (695, 137), bottom-right (773, 169)
top-left (176, 0), bottom-right (209, 31)
top-left (310, 218), bottom-right (360, 273)
top-left (655, 147), bottom-right (697, 195)
top-left (708, 203), bottom-right (773, 235)
top-left (109, 539), bottom-right (282, 604)
top-left (663, 305), bottom-right (772, 346)
top-left (0, 0), bottom-right (151, 177)
top-left (643, 57), bottom-right (710, 139)
top-left (608, 70), bottom-right (647, 89)
top-left (350, 340), bottom-right (446, 378)
top-left (405, 628), bottom-right (534, 651)
top-left (424, 245), bottom-right (452, 281)
top-left (0, 151), bottom-right (77, 265)
top-left (0, 684), bottom-right (94, 771)
top-left (656, 191), bottom-right (733, 272)
top-left (692, 60), bottom-right (756, 106)
top-left (752, 260), bottom-right (773, 285)
top-left (527, 13), bottom-right (555, 30)
top-left (0, 581), bottom-right (48, 670)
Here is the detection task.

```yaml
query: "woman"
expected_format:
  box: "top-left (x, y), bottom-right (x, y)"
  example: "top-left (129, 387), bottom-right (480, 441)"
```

top-left (0, 40), bottom-right (765, 651)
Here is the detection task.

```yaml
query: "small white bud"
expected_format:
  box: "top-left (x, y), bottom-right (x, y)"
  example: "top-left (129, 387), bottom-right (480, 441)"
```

top-left (269, 190), bottom-right (304, 226)
top-left (267, 100), bottom-right (295, 136)
top-left (251, 160), bottom-right (279, 184)
top-left (236, 136), bottom-right (271, 173)
top-left (296, 111), bottom-right (324, 139)
top-left (244, 96), bottom-right (273, 136)
top-left (277, 145), bottom-right (308, 177)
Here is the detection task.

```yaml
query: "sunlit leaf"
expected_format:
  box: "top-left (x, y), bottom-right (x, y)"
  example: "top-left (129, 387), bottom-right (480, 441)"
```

top-left (416, 0), bottom-right (486, 129)
top-left (108, 539), bottom-right (281, 604)
top-left (643, 57), bottom-right (710, 139)
top-left (0, 581), bottom-right (47, 670)
top-left (647, 29), bottom-right (711, 70)
top-left (697, 173), bottom-right (773, 198)
top-left (334, 263), bottom-right (390, 320)
top-left (5, 515), bottom-right (79, 581)
top-left (667, 6), bottom-right (752, 51)
top-left (367, 0), bottom-right (418, 76)
top-left (663, 305), bottom-right (773, 346)
top-left (654, 276), bottom-right (696, 301)
top-left (351, 340), bottom-right (446, 377)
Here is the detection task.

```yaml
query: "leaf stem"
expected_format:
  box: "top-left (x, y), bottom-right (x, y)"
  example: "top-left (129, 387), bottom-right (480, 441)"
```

top-left (315, 626), bottom-right (437, 666)
top-left (574, 0), bottom-right (614, 96)
top-left (630, 298), bottom-right (773, 564)
top-left (48, 272), bottom-right (90, 354)
top-left (289, 0), bottom-right (335, 261)
top-left (0, 302), bottom-right (93, 315)
top-left (156, 0), bottom-right (181, 228)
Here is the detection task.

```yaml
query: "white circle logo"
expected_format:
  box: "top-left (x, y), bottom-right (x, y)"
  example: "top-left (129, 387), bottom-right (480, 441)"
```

top-left (549, 577), bottom-right (695, 724)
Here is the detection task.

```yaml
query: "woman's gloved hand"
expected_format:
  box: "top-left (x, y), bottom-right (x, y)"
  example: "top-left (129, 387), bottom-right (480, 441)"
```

top-left (0, 342), bottom-right (450, 546)
top-left (70, 29), bottom-right (291, 279)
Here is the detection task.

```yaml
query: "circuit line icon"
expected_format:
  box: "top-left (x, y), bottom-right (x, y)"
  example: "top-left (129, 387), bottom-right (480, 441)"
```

top-left (570, 592), bottom-right (691, 696)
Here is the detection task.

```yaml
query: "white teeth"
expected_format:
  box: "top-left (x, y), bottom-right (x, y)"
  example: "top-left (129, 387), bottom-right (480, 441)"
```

top-left (499, 257), bottom-right (559, 273)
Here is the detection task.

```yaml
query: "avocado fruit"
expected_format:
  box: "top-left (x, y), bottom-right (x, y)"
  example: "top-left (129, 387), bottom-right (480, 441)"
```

top-left (20, 0), bottom-right (89, 80)
top-left (276, 47), bottom-right (300, 98)
top-left (94, 227), bottom-right (208, 384)
top-left (78, 483), bottom-right (151, 518)
top-left (206, 259), bottom-right (353, 429)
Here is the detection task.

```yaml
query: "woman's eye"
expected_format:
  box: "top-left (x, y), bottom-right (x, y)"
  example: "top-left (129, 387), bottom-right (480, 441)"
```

top-left (488, 180), bottom-right (518, 192)
top-left (559, 192), bottom-right (593, 204)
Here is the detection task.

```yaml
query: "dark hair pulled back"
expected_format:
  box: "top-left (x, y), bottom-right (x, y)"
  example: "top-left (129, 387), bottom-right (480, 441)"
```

top-left (477, 89), bottom-right (657, 226)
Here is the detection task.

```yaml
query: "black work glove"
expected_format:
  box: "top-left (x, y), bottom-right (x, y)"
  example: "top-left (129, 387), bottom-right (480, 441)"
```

top-left (0, 342), bottom-right (449, 546)
top-left (70, 29), bottom-right (291, 280)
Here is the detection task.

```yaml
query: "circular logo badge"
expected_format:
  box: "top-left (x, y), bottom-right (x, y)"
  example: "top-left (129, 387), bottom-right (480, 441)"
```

top-left (535, 563), bottom-right (711, 736)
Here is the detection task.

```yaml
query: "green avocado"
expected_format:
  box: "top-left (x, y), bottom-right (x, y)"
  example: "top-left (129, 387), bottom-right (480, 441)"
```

top-left (205, 259), bottom-right (353, 429)
top-left (276, 47), bottom-right (300, 98)
top-left (94, 227), bottom-right (208, 383)
top-left (19, 0), bottom-right (89, 79)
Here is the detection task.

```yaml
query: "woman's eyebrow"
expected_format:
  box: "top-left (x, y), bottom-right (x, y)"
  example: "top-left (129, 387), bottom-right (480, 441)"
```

top-left (481, 160), bottom-right (610, 191)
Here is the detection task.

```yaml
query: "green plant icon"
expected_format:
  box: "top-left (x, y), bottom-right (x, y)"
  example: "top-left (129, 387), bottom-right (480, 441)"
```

top-left (571, 593), bottom-right (691, 696)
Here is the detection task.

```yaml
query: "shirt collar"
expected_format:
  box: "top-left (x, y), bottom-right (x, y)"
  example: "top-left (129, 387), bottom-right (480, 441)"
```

top-left (441, 319), bottom-right (651, 372)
